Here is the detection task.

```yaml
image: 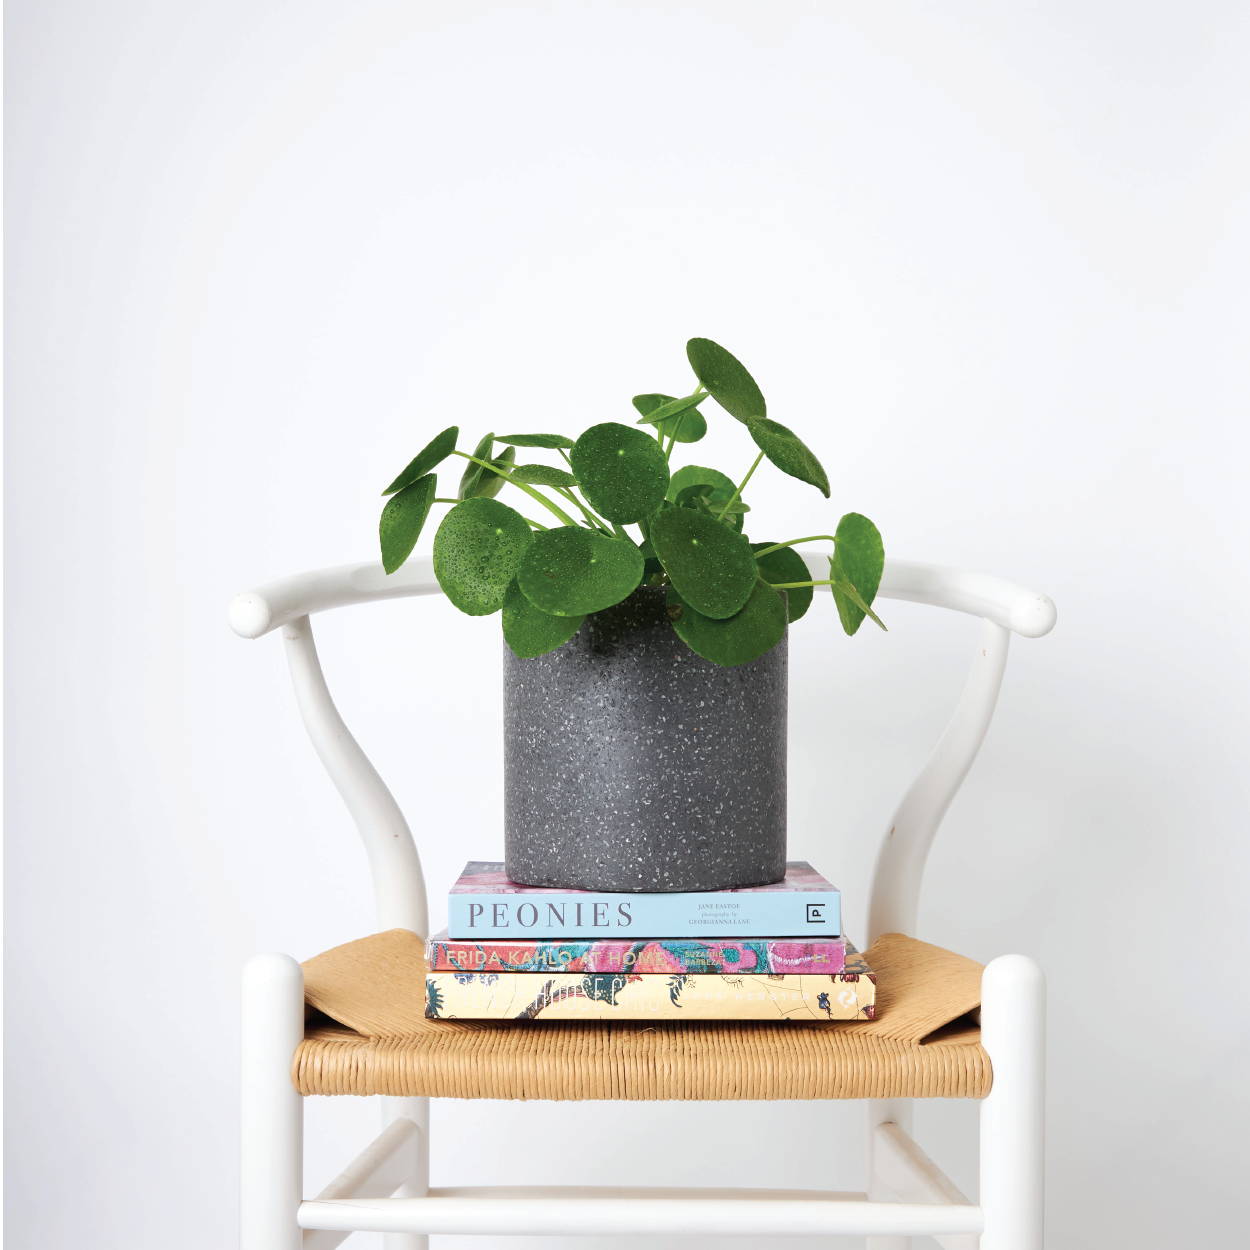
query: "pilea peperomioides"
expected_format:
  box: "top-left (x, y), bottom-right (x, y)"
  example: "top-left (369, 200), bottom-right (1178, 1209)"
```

top-left (376, 338), bottom-right (886, 665)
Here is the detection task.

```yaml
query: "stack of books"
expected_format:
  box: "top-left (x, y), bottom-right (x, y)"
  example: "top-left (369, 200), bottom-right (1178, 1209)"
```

top-left (425, 861), bottom-right (876, 1022)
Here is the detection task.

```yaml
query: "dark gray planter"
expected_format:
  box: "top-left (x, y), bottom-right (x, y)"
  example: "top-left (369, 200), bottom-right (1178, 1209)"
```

top-left (503, 586), bottom-right (787, 892)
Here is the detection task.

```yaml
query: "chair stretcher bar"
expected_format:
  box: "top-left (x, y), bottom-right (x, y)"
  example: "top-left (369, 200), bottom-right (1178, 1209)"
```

top-left (297, 1187), bottom-right (985, 1237)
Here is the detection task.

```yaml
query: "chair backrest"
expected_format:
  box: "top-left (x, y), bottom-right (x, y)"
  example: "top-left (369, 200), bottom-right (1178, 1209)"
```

top-left (230, 555), bottom-right (1055, 943)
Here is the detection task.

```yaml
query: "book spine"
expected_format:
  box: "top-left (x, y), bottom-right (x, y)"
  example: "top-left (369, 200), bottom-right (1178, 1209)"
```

top-left (425, 968), bottom-right (875, 1021)
top-left (446, 890), bottom-right (841, 940)
top-left (428, 936), bottom-right (848, 975)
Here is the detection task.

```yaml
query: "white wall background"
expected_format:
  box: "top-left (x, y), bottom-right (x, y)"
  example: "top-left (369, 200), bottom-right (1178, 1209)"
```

top-left (6, 2), bottom-right (1248, 1246)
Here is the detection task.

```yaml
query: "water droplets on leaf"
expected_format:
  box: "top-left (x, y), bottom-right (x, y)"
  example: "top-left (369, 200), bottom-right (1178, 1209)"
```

top-left (517, 526), bottom-right (645, 616)
top-left (569, 423), bottom-right (669, 523)
top-left (432, 497), bottom-right (534, 616)
top-left (685, 339), bottom-right (766, 423)
top-left (650, 507), bottom-right (757, 619)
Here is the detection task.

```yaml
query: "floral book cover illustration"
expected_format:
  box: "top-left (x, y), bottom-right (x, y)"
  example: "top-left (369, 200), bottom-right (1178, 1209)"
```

top-left (427, 930), bottom-right (848, 975)
top-left (425, 943), bottom-right (875, 1021)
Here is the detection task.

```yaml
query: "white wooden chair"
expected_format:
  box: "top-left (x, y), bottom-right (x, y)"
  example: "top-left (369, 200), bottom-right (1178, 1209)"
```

top-left (231, 554), bottom-right (1056, 1248)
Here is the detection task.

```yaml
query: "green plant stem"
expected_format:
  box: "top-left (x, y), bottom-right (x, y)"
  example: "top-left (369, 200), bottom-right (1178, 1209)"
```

top-left (662, 411), bottom-right (687, 459)
top-left (661, 389), bottom-right (704, 458)
top-left (557, 447), bottom-right (574, 467)
top-left (752, 534), bottom-right (838, 557)
top-left (556, 486), bottom-right (612, 533)
top-left (716, 450), bottom-right (765, 519)
top-left (765, 576), bottom-right (886, 630)
top-left (450, 451), bottom-right (578, 526)
top-left (647, 386), bottom-right (705, 455)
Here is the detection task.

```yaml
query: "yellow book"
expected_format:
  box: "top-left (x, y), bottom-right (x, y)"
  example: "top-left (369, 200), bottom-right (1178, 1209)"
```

top-left (426, 945), bottom-right (875, 1021)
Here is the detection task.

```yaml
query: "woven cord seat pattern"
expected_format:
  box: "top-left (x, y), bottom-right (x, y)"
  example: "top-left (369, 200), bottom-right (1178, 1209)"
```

top-left (294, 931), bottom-right (990, 1101)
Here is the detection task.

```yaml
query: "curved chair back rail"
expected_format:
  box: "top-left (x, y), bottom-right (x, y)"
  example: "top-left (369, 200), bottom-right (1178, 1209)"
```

top-left (230, 557), bottom-right (1055, 941)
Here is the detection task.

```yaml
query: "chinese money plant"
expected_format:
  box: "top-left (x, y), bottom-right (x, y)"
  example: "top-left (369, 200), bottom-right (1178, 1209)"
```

top-left (377, 338), bottom-right (885, 666)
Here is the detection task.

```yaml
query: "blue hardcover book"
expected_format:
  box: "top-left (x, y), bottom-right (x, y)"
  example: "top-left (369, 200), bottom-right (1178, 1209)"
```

top-left (446, 861), bottom-right (841, 940)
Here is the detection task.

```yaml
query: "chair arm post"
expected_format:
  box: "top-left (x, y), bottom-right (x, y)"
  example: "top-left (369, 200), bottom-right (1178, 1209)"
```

top-left (868, 618), bottom-right (1011, 942)
top-left (979, 955), bottom-right (1046, 1249)
top-left (241, 954), bottom-right (304, 1250)
top-left (282, 615), bottom-right (428, 936)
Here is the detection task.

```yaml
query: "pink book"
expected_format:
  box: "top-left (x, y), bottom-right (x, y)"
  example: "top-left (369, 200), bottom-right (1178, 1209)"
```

top-left (427, 930), bottom-right (848, 975)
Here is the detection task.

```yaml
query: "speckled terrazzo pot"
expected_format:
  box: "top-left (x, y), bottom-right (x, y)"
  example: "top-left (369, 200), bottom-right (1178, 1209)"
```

top-left (503, 586), bottom-right (787, 892)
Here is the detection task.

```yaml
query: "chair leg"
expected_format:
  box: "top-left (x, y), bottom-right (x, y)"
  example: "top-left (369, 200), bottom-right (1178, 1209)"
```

top-left (867, 1098), bottom-right (911, 1250)
top-left (382, 1095), bottom-right (430, 1250)
top-left (979, 955), bottom-right (1045, 1250)
top-left (241, 954), bottom-right (305, 1250)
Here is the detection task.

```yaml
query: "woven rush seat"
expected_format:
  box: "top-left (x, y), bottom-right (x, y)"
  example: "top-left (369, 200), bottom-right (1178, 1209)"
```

top-left (295, 930), bottom-right (990, 1102)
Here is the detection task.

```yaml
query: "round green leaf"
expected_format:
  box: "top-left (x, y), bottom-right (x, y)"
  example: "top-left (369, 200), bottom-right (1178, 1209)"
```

top-left (508, 463), bottom-right (579, 487)
top-left (432, 498), bottom-right (534, 616)
top-left (502, 578), bottom-right (584, 657)
top-left (666, 464), bottom-right (736, 502)
top-left (569, 422), bottom-right (670, 523)
top-left (457, 432), bottom-right (495, 499)
top-left (379, 474), bottom-right (437, 574)
top-left (744, 416), bottom-right (830, 497)
top-left (382, 426), bottom-right (458, 495)
top-left (632, 393), bottom-right (707, 443)
top-left (649, 506), bottom-right (757, 619)
top-left (666, 581), bottom-right (787, 667)
top-left (831, 512), bottom-right (885, 635)
top-left (686, 338), bottom-right (766, 422)
top-left (517, 526), bottom-right (645, 616)
top-left (496, 433), bottom-right (575, 449)
top-left (752, 542), bottom-right (813, 622)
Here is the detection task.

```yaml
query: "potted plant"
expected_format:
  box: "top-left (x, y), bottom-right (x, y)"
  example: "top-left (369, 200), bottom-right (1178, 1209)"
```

top-left (376, 338), bottom-right (885, 892)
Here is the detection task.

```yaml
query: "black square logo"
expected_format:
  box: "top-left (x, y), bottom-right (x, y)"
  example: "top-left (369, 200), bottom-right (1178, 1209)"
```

top-left (806, 903), bottom-right (825, 924)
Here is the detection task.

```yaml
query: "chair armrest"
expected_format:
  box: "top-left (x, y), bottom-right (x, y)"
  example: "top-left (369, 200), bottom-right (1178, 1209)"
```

top-left (231, 555), bottom-right (1056, 640)
top-left (229, 558), bottom-right (441, 638)
top-left (801, 555), bottom-right (1056, 638)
